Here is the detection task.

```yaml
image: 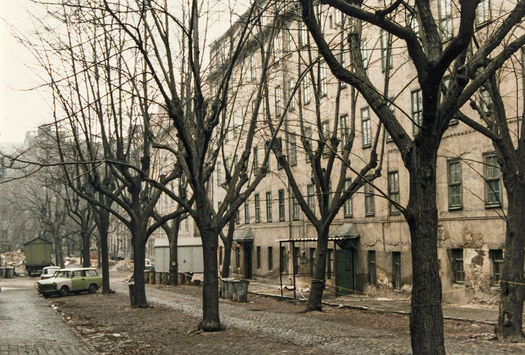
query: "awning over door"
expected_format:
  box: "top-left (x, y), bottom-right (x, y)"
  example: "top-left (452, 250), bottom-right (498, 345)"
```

top-left (330, 223), bottom-right (359, 249)
top-left (330, 223), bottom-right (359, 238)
top-left (235, 229), bottom-right (253, 242)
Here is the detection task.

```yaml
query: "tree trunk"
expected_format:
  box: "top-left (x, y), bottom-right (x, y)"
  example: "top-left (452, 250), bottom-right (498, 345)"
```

top-left (130, 235), bottom-right (149, 308)
top-left (307, 228), bottom-right (329, 311)
top-left (168, 221), bottom-right (179, 286)
top-left (496, 176), bottom-right (525, 341)
top-left (221, 228), bottom-right (234, 279)
top-left (97, 210), bottom-right (112, 294)
top-left (55, 235), bottom-right (65, 268)
top-left (82, 229), bottom-right (91, 267)
top-left (406, 144), bottom-right (445, 354)
top-left (199, 225), bottom-right (221, 331)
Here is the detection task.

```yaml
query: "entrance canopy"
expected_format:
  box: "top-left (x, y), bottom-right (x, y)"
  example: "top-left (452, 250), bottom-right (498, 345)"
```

top-left (235, 229), bottom-right (253, 243)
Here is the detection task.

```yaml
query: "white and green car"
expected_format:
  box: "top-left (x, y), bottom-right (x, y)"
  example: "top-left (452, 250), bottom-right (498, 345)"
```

top-left (37, 268), bottom-right (102, 297)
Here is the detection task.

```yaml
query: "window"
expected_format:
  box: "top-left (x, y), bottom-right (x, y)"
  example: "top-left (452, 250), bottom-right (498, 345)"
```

top-left (321, 120), bottom-right (330, 156)
top-left (298, 20), bottom-right (307, 47)
top-left (278, 189), bottom-right (285, 222)
top-left (268, 246), bottom-right (273, 270)
top-left (254, 194), bottom-right (260, 223)
top-left (388, 171), bottom-right (400, 214)
top-left (476, 0), bottom-right (491, 27)
top-left (280, 246), bottom-right (287, 273)
top-left (364, 182), bottom-right (375, 216)
top-left (326, 249), bottom-right (334, 279)
top-left (344, 178), bottom-right (353, 217)
top-left (451, 249), bottom-right (464, 283)
top-left (386, 99), bottom-right (395, 142)
top-left (253, 146), bottom-right (259, 174)
top-left (361, 37), bottom-right (369, 71)
top-left (294, 247), bottom-right (300, 274)
top-left (273, 31), bottom-right (281, 58)
top-left (307, 184), bottom-right (315, 212)
top-left (479, 88), bottom-right (491, 114)
top-left (232, 112), bottom-right (238, 138)
top-left (242, 105), bottom-right (248, 133)
top-left (412, 89), bottom-right (423, 135)
top-left (484, 154), bottom-right (501, 207)
top-left (380, 29), bottom-right (393, 71)
top-left (283, 28), bottom-right (291, 54)
top-left (235, 248), bottom-right (241, 270)
top-left (340, 114), bottom-right (349, 148)
top-left (244, 202), bottom-right (250, 224)
top-left (292, 193), bottom-right (300, 220)
top-left (438, 0), bottom-right (453, 41)
top-left (392, 252), bottom-right (401, 289)
top-left (319, 61), bottom-right (327, 96)
top-left (368, 250), bottom-right (376, 286)
top-left (490, 249), bottom-right (503, 283)
top-left (264, 141), bottom-right (271, 170)
top-left (287, 78), bottom-right (295, 111)
top-left (276, 138), bottom-right (283, 170)
top-left (304, 126), bottom-right (312, 162)
top-left (309, 248), bottom-right (316, 274)
top-left (289, 134), bottom-right (297, 166)
top-left (275, 85), bottom-right (282, 117)
top-left (217, 162), bottom-right (222, 186)
top-left (256, 246), bottom-right (261, 269)
top-left (448, 160), bottom-right (463, 210)
top-left (266, 191), bottom-right (273, 222)
top-left (250, 56), bottom-right (255, 81)
top-left (302, 75), bottom-right (311, 105)
top-left (406, 12), bottom-right (420, 36)
top-left (361, 107), bottom-right (371, 148)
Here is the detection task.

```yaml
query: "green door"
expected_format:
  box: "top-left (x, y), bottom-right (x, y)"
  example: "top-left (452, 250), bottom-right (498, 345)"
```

top-left (336, 249), bottom-right (356, 295)
top-left (71, 270), bottom-right (89, 291)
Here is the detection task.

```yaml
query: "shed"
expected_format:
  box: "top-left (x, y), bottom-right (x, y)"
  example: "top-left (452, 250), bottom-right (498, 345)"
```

top-left (153, 238), bottom-right (170, 273)
top-left (178, 237), bottom-right (203, 273)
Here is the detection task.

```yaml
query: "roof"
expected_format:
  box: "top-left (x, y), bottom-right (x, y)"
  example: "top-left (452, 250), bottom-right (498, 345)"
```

top-left (23, 236), bottom-right (52, 246)
top-left (330, 223), bottom-right (360, 238)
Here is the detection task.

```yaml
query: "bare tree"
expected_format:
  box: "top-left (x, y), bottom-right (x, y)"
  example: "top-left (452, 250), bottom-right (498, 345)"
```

top-left (299, 0), bottom-right (525, 352)
top-left (460, 61), bottom-right (525, 339)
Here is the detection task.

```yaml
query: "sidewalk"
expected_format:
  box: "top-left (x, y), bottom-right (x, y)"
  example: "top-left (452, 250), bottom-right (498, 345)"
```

top-left (247, 280), bottom-right (500, 325)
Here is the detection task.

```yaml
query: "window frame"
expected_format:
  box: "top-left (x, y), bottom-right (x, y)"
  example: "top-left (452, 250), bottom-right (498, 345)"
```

top-left (361, 107), bottom-right (372, 148)
top-left (447, 159), bottom-right (463, 210)
top-left (484, 154), bottom-right (501, 208)
top-left (266, 191), bottom-right (273, 222)
top-left (388, 171), bottom-right (400, 215)
top-left (278, 189), bottom-right (286, 222)
top-left (364, 182), bottom-right (375, 216)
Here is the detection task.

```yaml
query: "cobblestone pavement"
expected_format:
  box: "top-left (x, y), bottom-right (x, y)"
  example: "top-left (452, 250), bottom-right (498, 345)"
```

top-left (247, 281), bottom-right (502, 325)
top-left (111, 281), bottom-right (525, 354)
top-left (0, 278), bottom-right (97, 354)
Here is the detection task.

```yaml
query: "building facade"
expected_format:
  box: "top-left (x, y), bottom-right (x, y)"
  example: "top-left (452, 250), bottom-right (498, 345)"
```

top-left (208, 0), bottom-right (523, 303)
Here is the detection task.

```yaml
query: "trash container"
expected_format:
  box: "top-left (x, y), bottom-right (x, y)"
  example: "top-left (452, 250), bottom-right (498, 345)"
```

top-left (149, 270), bottom-right (155, 284)
top-left (0, 267), bottom-right (5, 278)
top-left (5, 267), bottom-right (14, 278)
top-left (144, 270), bottom-right (150, 284)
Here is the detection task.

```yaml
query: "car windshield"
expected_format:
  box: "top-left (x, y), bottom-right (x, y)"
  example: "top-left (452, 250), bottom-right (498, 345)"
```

top-left (44, 268), bottom-right (58, 275)
top-left (54, 271), bottom-right (71, 278)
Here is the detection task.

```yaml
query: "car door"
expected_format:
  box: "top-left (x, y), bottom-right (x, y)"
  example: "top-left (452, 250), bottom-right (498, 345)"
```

top-left (71, 270), bottom-right (88, 291)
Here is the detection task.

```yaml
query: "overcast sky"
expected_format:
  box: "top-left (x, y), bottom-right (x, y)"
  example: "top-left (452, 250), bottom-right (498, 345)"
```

top-left (0, 0), bottom-right (247, 145)
top-left (0, 0), bottom-right (51, 145)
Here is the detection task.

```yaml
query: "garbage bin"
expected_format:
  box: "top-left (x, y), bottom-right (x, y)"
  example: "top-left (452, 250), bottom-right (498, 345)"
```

top-left (144, 270), bottom-right (150, 284)
top-left (232, 280), bottom-right (249, 302)
top-left (5, 267), bottom-right (14, 278)
top-left (0, 267), bottom-right (5, 278)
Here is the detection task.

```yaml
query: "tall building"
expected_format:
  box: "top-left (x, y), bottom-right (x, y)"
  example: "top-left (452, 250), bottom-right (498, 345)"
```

top-left (208, 0), bottom-right (523, 303)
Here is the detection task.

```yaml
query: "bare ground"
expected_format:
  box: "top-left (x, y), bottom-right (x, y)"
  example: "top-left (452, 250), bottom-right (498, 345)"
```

top-left (45, 282), bottom-right (525, 355)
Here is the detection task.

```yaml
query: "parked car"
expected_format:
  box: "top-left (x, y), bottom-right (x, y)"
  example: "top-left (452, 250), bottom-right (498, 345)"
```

top-left (36, 268), bottom-right (102, 297)
top-left (41, 266), bottom-right (60, 279)
top-left (145, 259), bottom-right (154, 270)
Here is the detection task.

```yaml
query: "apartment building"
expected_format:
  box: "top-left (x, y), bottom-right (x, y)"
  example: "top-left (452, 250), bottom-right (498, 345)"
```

top-left (206, 0), bottom-right (522, 303)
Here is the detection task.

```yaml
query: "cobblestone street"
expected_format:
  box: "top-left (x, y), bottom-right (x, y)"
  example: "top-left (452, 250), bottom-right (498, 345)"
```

top-left (0, 278), bottom-right (96, 354)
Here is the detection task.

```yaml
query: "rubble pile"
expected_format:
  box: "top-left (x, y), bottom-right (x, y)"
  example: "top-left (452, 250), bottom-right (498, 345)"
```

top-left (0, 250), bottom-right (25, 267)
top-left (110, 259), bottom-right (133, 272)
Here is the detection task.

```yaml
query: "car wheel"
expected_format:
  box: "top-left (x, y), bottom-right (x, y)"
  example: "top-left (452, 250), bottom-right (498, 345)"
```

top-left (59, 286), bottom-right (69, 297)
top-left (88, 284), bottom-right (98, 294)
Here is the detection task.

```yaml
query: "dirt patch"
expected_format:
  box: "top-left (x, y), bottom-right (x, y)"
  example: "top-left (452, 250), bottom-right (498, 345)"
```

top-left (48, 284), bottom-right (518, 354)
